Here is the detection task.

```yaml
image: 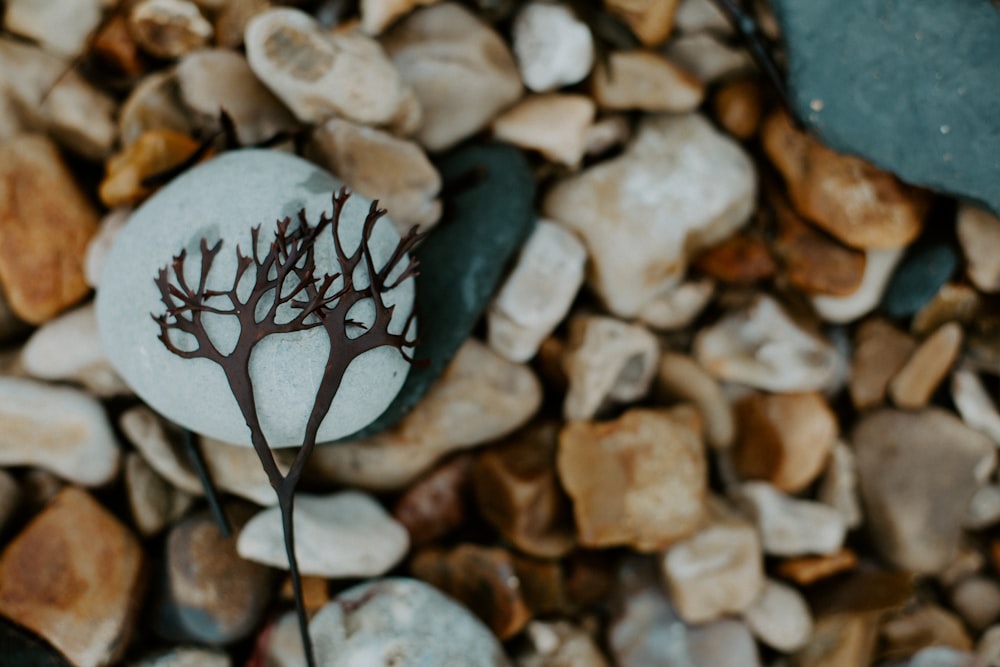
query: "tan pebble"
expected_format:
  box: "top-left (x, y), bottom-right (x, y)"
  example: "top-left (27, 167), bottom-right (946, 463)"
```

top-left (911, 283), bottom-right (980, 337)
top-left (99, 129), bottom-right (203, 207)
top-left (849, 318), bottom-right (917, 410)
top-left (279, 575), bottom-right (330, 615)
top-left (794, 612), bottom-right (879, 667)
top-left (881, 604), bottom-right (972, 659)
top-left (657, 351), bottom-right (734, 449)
top-left (817, 441), bottom-right (863, 529)
top-left (743, 579), bottom-right (813, 652)
top-left (691, 233), bottom-right (776, 284)
top-left (592, 50), bottom-right (703, 113)
top-left (492, 93), bottom-right (595, 167)
top-left (129, 0), bottom-right (214, 59)
top-left (713, 78), bottom-right (762, 140)
top-left (958, 203), bottom-right (1000, 293)
top-left (604, 0), bottom-right (680, 46)
top-left (888, 322), bottom-right (963, 409)
top-left (360, 0), bottom-right (440, 35)
top-left (776, 549), bottom-right (859, 585)
top-left (118, 69), bottom-right (195, 147)
top-left (213, 0), bottom-right (270, 48)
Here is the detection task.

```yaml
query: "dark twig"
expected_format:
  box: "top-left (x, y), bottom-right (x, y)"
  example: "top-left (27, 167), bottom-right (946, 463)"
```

top-left (180, 426), bottom-right (231, 538)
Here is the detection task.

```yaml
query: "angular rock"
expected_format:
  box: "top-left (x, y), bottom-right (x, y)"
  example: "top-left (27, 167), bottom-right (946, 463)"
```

top-left (393, 454), bottom-right (473, 546)
top-left (811, 247), bottom-right (904, 323)
top-left (583, 114), bottom-right (631, 157)
top-left (637, 278), bottom-right (715, 331)
top-left (691, 233), bottom-right (776, 285)
top-left (0, 377), bottom-right (120, 486)
top-left (561, 314), bottom-right (660, 421)
top-left (693, 294), bottom-right (843, 392)
top-left (21, 302), bottom-right (129, 397)
top-left (605, 0), bottom-right (678, 46)
top-left (849, 318), bottom-right (917, 410)
top-left (118, 70), bottom-right (195, 147)
top-left (952, 369), bottom-right (1000, 445)
top-left (664, 33), bottom-right (754, 84)
top-left (888, 322), bottom-right (962, 409)
top-left (310, 578), bottom-right (510, 666)
top-left (854, 408), bottom-right (995, 573)
top-left (124, 453), bottom-right (196, 537)
top-left (0, 134), bottom-right (98, 324)
top-left (512, 1), bottom-right (594, 92)
top-left (593, 51), bottom-right (703, 113)
top-left (657, 352), bottom-right (734, 449)
top-left (742, 579), bottom-right (813, 652)
top-left (99, 129), bottom-right (203, 208)
top-left (558, 407), bottom-right (707, 551)
top-left (0, 487), bottom-right (144, 667)
top-left (733, 391), bottom-right (838, 493)
top-left (957, 203), bottom-right (1000, 293)
top-left (246, 8), bottom-right (413, 127)
top-left (763, 110), bottom-right (929, 249)
top-left (237, 491), bottom-right (409, 576)
top-left (152, 507), bottom-right (275, 644)
top-left (776, 549), bottom-right (859, 585)
top-left (487, 219), bottom-right (586, 362)
top-left (492, 94), bottom-right (595, 167)
top-left (712, 78), bottom-right (762, 141)
top-left (3, 0), bottom-right (103, 57)
top-left (175, 48), bottom-right (298, 146)
top-left (513, 552), bottom-right (612, 617)
top-left (675, 0), bottom-right (732, 34)
top-left (607, 564), bottom-right (693, 666)
top-left (383, 3), bottom-right (522, 151)
top-left (473, 422), bottom-right (575, 558)
top-left (514, 620), bottom-right (609, 667)
top-left (817, 441), bottom-right (863, 529)
top-left (306, 118), bottom-right (441, 232)
top-left (740, 481), bottom-right (847, 556)
top-left (543, 112), bottom-right (755, 317)
top-left (129, 0), bottom-right (214, 59)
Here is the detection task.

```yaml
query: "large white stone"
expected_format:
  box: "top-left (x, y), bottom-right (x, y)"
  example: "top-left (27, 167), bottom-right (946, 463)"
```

top-left (740, 481), bottom-right (847, 557)
top-left (512, 1), bottom-right (594, 92)
top-left (97, 150), bottom-right (416, 447)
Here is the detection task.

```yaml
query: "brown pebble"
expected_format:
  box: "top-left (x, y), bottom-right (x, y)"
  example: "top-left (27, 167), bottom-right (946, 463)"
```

top-left (849, 318), bottom-right (917, 410)
top-left (888, 322), bottom-right (963, 409)
top-left (879, 604), bottom-right (972, 660)
top-left (99, 128), bottom-right (204, 207)
top-left (392, 454), bottom-right (474, 547)
top-left (603, 0), bottom-right (680, 46)
top-left (692, 233), bottom-right (776, 284)
top-left (713, 78), bottom-right (762, 140)
top-left (93, 13), bottom-right (147, 77)
top-left (777, 549), bottom-right (859, 585)
top-left (279, 575), bottom-right (329, 614)
top-left (794, 612), bottom-right (879, 667)
top-left (910, 283), bottom-right (980, 337)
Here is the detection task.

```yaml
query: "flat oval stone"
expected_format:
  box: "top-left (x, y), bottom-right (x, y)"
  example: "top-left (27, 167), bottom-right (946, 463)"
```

top-left (97, 149), bottom-right (415, 447)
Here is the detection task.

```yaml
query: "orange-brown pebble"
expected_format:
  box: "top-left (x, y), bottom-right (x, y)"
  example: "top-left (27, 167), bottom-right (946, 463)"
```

top-left (777, 549), bottom-right (859, 585)
top-left (713, 78), bottom-right (762, 140)
top-left (93, 13), bottom-right (146, 78)
top-left (692, 233), bottom-right (776, 285)
top-left (279, 575), bottom-right (329, 614)
top-left (603, 0), bottom-right (680, 46)
top-left (99, 128), bottom-right (203, 207)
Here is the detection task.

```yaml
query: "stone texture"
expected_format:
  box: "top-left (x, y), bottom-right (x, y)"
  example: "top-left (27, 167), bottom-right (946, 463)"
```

top-left (637, 279), bottom-right (714, 331)
top-left (473, 422), bottom-right (575, 558)
top-left (732, 391), bottom-right (838, 493)
top-left (488, 219), bottom-right (586, 363)
top-left (308, 338), bottom-right (542, 490)
top-left (909, 647), bottom-right (978, 667)
top-left (691, 233), bottom-right (776, 285)
top-left (124, 453), bottom-right (196, 537)
top-left (359, 0), bottom-right (440, 35)
top-left (393, 454), bottom-right (473, 546)
top-left (817, 441), bottom-right (863, 529)
top-left (543, 112), bottom-right (755, 317)
top-left (514, 620), bottom-right (609, 667)
top-left (854, 409), bottom-right (995, 573)
top-left (950, 576), bottom-right (1000, 632)
top-left (793, 612), bottom-right (879, 667)
top-left (849, 318), bottom-right (917, 410)
top-left (558, 407), bottom-right (707, 551)
top-left (0, 134), bottom-right (98, 324)
top-left (713, 78), bottom-right (762, 141)
top-left (663, 33), bottom-right (754, 84)
top-left (776, 549), bottom-right (859, 585)
top-left (3, 0), bottom-right (103, 57)
top-left (99, 129), bottom-right (203, 207)
top-left (593, 51), bottom-right (703, 113)
top-left (964, 485), bottom-right (1000, 530)
top-left (237, 491), bottom-right (409, 577)
top-left (512, 1), bottom-right (594, 92)
top-left (91, 14), bottom-right (145, 79)
top-left (382, 3), bottom-right (522, 151)
top-left (742, 579), bottom-right (812, 652)
top-left (98, 149), bottom-right (415, 447)
top-left (0, 487), bottom-right (144, 667)
top-left (957, 203), bottom-right (1000, 292)
top-left (118, 70), bottom-right (194, 147)
top-left (811, 247), bottom-right (904, 323)
top-left (740, 481), bottom-right (847, 557)
top-left (911, 283), bottom-right (980, 338)
top-left (888, 322), bottom-right (962, 409)
top-left (607, 563), bottom-right (693, 666)
top-left (310, 578), bottom-right (510, 666)
top-left (306, 118), bottom-right (441, 232)
top-left (129, 0), bottom-right (214, 59)
top-left (693, 294), bottom-right (843, 392)
top-left (245, 8), bottom-right (414, 127)
top-left (605, 0), bottom-right (679, 46)
top-left (763, 109), bottom-right (929, 249)
top-left (85, 209), bottom-right (131, 288)
top-left (883, 240), bottom-right (959, 320)
top-left (952, 369), bottom-right (1000, 446)
top-left (561, 314), bottom-right (660, 421)
top-left (656, 352), bottom-right (734, 450)
top-left (492, 94), bottom-right (595, 167)
top-left (686, 619), bottom-right (761, 667)
top-left (0, 377), bottom-right (120, 486)
top-left (880, 604), bottom-right (971, 660)
top-left (130, 647), bottom-right (231, 667)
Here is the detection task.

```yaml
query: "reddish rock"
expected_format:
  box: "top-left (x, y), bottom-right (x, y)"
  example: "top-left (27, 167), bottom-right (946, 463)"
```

top-left (0, 487), bottom-right (145, 667)
top-left (692, 233), bottom-right (776, 285)
top-left (776, 549), bottom-right (859, 585)
top-left (393, 454), bottom-right (474, 547)
top-left (713, 78), bottom-right (762, 140)
top-left (92, 13), bottom-right (146, 77)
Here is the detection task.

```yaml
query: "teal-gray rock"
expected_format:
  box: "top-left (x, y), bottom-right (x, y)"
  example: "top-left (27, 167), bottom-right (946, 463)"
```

top-left (882, 241), bottom-right (958, 319)
top-left (0, 619), bottom-right (71, 667)
top-left (96, 150), bottom-right (416, 447)
top-left (340, 142), bottom-right (536, 440)
top-left (772, 1), bottom-right (1000, 215)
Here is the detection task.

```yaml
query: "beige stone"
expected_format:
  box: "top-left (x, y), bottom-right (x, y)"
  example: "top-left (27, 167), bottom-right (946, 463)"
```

top-left (3, 0), bottom-right (103, 57)
top-left (742, 579), bottom-right (813, 652)
top-left (513, 1), bottom-right (594, 92)
top-left (849, 318), bottom-right (917, 410)
top-left (817, 441), bottom-right (863, 529)
top-left (664, 32), bottom-right (754, 83)
top-left (516, 620), bottom-right (609, 667)
top-left (124, 453), bottom-right (196, 536)
top-left (811, 247), bottom-right (904, 323)
top-left (492, 94), bottom-right (595, 167)
top-left (637, 279), bottom-right (714, 331)
top-left (957, 202), bottom-right (1000, 293)
top-left (558, 408), bottom-right (707, 551)
top-left (657, 352), bottom-right (734, 449)
top-left (604, 0), bottom-right (680, 46)
top-left (393, 454), bottom-right (473, 547)
top-left (740, 481), bottom-right (846, 556)
top-left (952, 369), bottom-right (1000, 445)
top-left (911, 283), bottom-right (980, 337)
top-left (593, 51), bottom-right (703, 113)
top-left (85, 208), bottom-right (131, 288)
top-left (129, 0), bottom-right (214, 59)
top-left (880, 604), bottom-right (972, 660)
top-left (794, 613), bottom-right (879, 667)
top-left (888, 322), bottom-right (963, 409)
top-left (360, 0), bottom-right (440, 35)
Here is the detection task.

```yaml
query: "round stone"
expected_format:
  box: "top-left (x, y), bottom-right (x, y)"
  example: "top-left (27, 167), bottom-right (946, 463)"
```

top-left (97, 149), bottom-right (416, 447)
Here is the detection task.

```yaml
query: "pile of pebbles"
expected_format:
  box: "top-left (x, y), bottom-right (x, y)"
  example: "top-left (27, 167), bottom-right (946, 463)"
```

top-left (1, 0), bottom-right (1000, 665)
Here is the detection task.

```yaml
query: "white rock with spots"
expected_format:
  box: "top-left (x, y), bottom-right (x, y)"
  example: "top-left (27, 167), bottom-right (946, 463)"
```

top-left (740, 481), bottom-right (846, 557)
top-left (512, 1), bottom-right (594, 92)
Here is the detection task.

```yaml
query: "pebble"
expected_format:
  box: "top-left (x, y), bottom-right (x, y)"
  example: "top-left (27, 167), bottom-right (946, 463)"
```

top-left (393, 454), bottom-right (474, 547)
top-left (3, 0), bottom-right (104, 58)
top-left (558, 407), bottom-right (707, 551)
top-left (359, 0), bottom-right (439, 35)
top-left (130, 647), bottom-right (232, 667)
top-left (175, 49), bottom-right (298, 146)
top-left (742, 579), bottom-right (813, 652)
top-left (733, 391), bottom-right (838, 493)
top-left (512, 1), bottom-right (594, 92)
top-left (763, 110), bottom-right (929, 249)
top-left (850, 318), bottom-right (917, 410)
top-left (543, 112), bottom-right (756, 317)
top-left (888, 322), bottom-right (963, 409)
top-left (687, 618), bottom-right (761, 667)
top-left (952, 369), bottom-right (1000, 445)
top-left (0, 377), bottom-right (120, 486)
top-left (605, 0), bottom-right (678, 46)
top-left (118, 70), bottom-right (195, 147)
top-left (794, 612), bottom-right (879, 667)
top-left (129, 0), bottom-right (214, 59)
top-left (91, 14), bottom-right (145, 79)
top-left (664, 32), bottom-right (755, 83)
top-left (561, 314), bottom-right (660, 420)
top-left (98, 149), bottom-right (416, 447)
top-left (817, 441), bottom-right (863, 529)
top-left (212, 0), bottom-right (271, 49)
top-left (880, 604), bottom-right (971, 659)
top-left (593, 51), bottom-right (703, 113)
top-left (514, 620), bottom-right (609, 667)
top-left (692, 233), bottom-right (776, 284)
top-left (674, 0), bottom-right (731, 34)
top-left (0, 469), bottom-right (19, 534)
top-left (236, 491), bottom-right (409, 577)
top-left (854, 408), bottom-right (995, 573)
top-left (776, 548), bottom-right (859, 585)
top-left (84, 208), bottom-right (131, 288)
top-left (488, 219), bottom-right (586, 362)
top-left (909, 647), bottom-right (979, 667)
top-left (637, 279), bottom-right (715, 331)
top-left (20, 302), bottom-right (130, 397)
top-left (977, 625), bottom-right (1000, 666)
top-left (383, 3), bottom-right (522, 151)
top-left (473, 422), bottom-right (575, 558)
top-left (583, 114), bottom-right (631, 157)
top-left (152, 507), bottom-right (275, 644)
top-left (0, 134), bottom-right (99, 324)
top-left (950, 576), bottom-right (1000, 632)
top-left (740, 481), bottom-right (847, 556)
top-left (0, 487), bottom-right (144, 667)
top-left (657, 351), bottom-right (734, 449)
top-left (811, 247), bottom-right (905, 323)
top-left (712, 78), bottom-right (762, 140)
top-left (310, 578), bottom-right (511, 666)
top-left (99, 129), bottom-right (204, 207)
top-left (246, 8), bottom-right (413, 127)
top-left (964, 485), bottom-right (1000, 530)
top-left (308, 338), bottom-right (542, 490)
top-left (608, 559), bottom-right (693, 666)
top-left (492, 94), bottom-right (595, 167)
top-left (693, 294), bottom-right (843, 392)
top-left (957, 203), bottom-right (1000, 292)
top-left (412, 543), bottom-right (532, 639)
top-left (124, 453), bottom-right (196, 536)
top-left (661, 504), bottom-right (764, 624)
top-left (883, 241), bottom-right (960, 319)
top-left (911, 283), bottom-right (980, 337)
top-left (306, 118), bottom-right (442, 232)
top-left (254, 611), bottom-right (304, 667)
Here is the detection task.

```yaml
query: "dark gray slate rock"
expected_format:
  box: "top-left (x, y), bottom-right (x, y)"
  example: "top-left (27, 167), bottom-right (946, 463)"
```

top-left (882, 240), bottom-right (958, 319)
top-left (772, 1), bottom-right (1000, 215)
top-left (337, 142), bottom-right (537, 440)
